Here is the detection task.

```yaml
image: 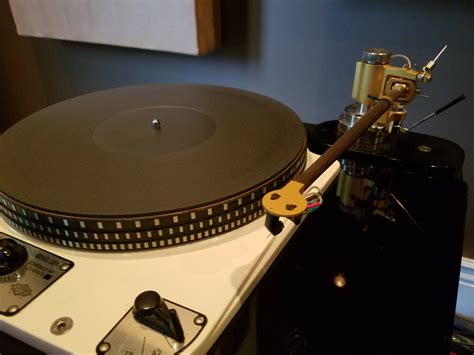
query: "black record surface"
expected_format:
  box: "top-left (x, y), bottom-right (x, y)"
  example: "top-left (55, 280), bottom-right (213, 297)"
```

top-left (0, 84), bottom-right (306, 218)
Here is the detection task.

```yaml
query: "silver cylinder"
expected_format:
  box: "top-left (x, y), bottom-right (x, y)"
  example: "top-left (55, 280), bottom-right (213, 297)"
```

top-left (362, 48), bottom-right (392, 65)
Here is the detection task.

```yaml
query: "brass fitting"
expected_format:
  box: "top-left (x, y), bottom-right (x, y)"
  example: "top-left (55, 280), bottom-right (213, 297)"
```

top-left (351, 48), bottom-right (430, 106)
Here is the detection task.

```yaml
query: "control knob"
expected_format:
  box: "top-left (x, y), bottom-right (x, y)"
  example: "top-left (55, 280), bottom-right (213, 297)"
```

top-left (133, 290), bottom-right (185, 342)
top-left (0, 238), bottom-right (28, 276)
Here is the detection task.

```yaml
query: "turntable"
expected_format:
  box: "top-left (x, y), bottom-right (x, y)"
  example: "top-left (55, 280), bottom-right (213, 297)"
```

top-left (0, 47), bottom-right (467, 355)
top-left (0, 83), bottom-right (339, 354)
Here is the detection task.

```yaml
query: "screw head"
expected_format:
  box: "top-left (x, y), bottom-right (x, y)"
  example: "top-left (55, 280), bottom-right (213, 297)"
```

top-left (194, 315), bottom-right (206, 325)
top-left (7, 305), bottom-right (19, 315)
top-left (50, 317), bottom-right (73, 335)
top-left (417, 145), bottom-right (431, 153)
top-left (60, 263), bottom-right (71, 271)
top-left (151, 119), bottom-right (161, 131)
top-left (98, 342), bottom-right (111, 353)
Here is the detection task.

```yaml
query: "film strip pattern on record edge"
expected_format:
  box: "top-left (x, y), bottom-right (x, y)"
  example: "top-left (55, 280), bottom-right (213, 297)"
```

top-left (0, 148), bottom-right (306, 251)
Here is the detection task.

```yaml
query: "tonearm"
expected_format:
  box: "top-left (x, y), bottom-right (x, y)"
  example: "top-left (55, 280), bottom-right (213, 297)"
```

top-left (262, 47), bottom-right (449, 235)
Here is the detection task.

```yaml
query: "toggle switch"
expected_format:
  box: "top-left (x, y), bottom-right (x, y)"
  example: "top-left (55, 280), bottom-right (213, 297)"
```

top-left (133, 290), bottom-right (185, 342)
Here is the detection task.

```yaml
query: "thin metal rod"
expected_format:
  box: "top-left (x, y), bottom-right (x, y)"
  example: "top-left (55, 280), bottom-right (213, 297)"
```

top-left (433, 44), bottom-right (448, 63)
top-left (388, 193), bottom-right (424, 233)
top-left (405, 94), bottom-right (466, 131)
top-left (405, 112), bottom-right (435, 131)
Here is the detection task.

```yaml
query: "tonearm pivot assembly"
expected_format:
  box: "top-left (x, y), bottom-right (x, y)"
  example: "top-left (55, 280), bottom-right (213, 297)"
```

top-left (262, 46), bottom-right (457, 235)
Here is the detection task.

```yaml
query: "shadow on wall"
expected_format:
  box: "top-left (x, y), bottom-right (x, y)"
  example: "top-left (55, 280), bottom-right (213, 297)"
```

top-left (0, 1), bottom-right (48, 133)
top-left (219, 0), bottom-right (261, 62)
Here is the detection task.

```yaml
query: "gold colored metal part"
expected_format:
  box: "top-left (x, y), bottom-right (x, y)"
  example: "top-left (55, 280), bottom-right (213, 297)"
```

top-left (384, 78), bottom-right (415, 103)
top-left (388, 105), bottom-right (407, 126)
top-left (262, 180), bottom-right (307, 218)
top-left (422, 45), bottom-right (447, 73)
top-left (352, 61), bottom-right (428, 106)
top-left (352, 58), bottom-right (418, 127)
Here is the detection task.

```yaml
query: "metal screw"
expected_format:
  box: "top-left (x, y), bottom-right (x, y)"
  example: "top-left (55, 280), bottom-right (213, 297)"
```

top-left (50, 317), bottom-right (73, 335)
top-left (151, 119), bottom-right (161, 131)
top-left (98, 342), bottom-right (111, 353)
top-left (7, 305), bottom-right (19, 315)
top-left (6, 272), bottom-right (21, 282)
top-left (194, 315), bottom-right (206, 325)
top-left (417, 145), bottom-right (431, 153)
top-left (60, 263), bottom-right (71, 271)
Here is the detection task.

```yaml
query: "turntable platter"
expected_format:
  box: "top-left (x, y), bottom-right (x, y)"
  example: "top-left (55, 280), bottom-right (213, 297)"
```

top-left (0, 84), bottom-right (307, 251)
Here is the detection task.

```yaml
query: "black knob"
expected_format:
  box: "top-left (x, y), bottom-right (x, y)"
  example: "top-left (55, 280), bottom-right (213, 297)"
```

top-left (132, 290), bottom-right (184, 342)
top-left (0, 238), bottom-right (28, 276)
top-left (133, 290), bottom-right (162, 318)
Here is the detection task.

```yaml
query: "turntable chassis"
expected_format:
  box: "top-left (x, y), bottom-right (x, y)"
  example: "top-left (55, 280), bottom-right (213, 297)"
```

top-left (0, 153), bottom-right (339, 354)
